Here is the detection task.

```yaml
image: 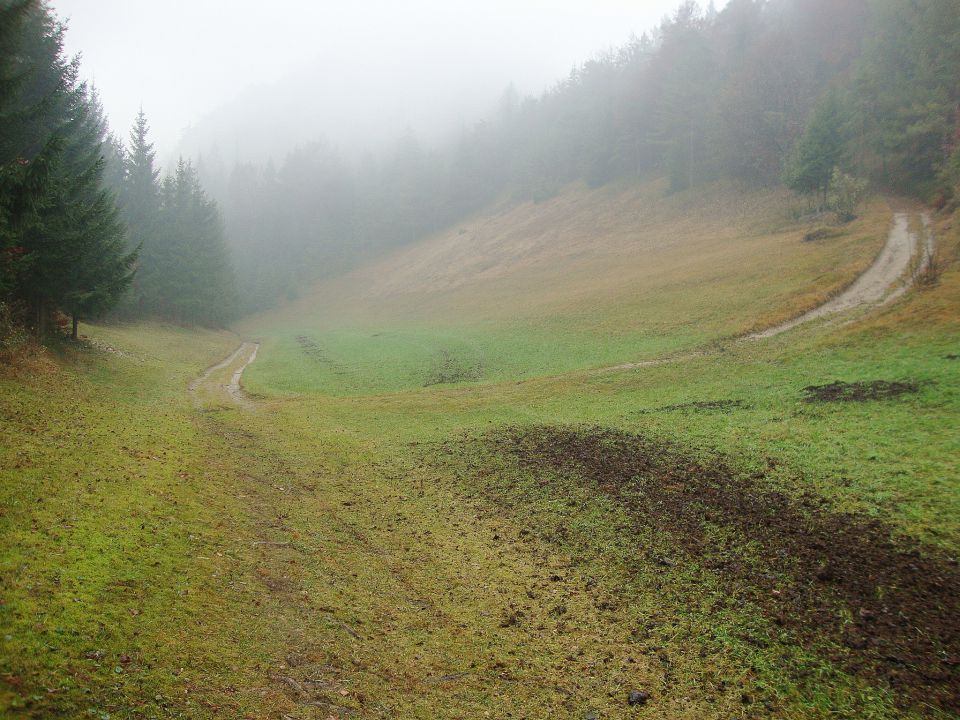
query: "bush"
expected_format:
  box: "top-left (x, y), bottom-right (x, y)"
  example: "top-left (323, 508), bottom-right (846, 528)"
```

top-left (828, 168), bottom-right (869, 222)
top-left (940, 145), bottom-right (960, 205)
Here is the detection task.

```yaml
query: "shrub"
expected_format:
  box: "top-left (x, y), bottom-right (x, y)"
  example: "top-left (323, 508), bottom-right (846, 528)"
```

top-left (828, 168), bottom-right (869, 222)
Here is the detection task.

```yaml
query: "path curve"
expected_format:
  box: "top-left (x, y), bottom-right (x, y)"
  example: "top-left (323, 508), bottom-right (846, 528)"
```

top-left (189, 341), bottom-right (260, 408)
top-left (748, 211), bottom-right (928, 339)
top-left (227, 343), bottom-right (259, 404)
top-left (601, 210), bottom-right (933, 373)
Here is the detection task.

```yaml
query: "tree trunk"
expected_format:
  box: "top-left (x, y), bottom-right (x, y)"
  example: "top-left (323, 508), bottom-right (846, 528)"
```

top-left (72, 315), bottom-right (79, 340)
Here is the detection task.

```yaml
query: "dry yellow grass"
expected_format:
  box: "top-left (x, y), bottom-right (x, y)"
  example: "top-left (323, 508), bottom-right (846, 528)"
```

top-left (271, 180), bottom-right (887, 333)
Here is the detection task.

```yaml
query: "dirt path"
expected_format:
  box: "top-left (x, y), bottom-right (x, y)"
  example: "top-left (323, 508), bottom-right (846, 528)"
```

top-left (602, 210), bottom-right (932, 373)
top-left (227, 342), bottom-right (259, 403)
top-left (189, 340), bottom-right (260, 408)
top-left (749, 211), bottom-right (929, 339)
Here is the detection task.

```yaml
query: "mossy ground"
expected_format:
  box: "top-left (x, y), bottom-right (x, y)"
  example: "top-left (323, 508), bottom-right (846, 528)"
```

top-left (1, 188), bottom-right (957, 718)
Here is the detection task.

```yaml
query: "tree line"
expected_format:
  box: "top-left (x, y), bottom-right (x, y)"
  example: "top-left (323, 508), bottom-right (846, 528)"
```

top-left (212, 0), bottom-right (959, 313)
top-left (0, 0), bottom-right (234, 344)
top-left (3, 0), bottom-right (957, 332)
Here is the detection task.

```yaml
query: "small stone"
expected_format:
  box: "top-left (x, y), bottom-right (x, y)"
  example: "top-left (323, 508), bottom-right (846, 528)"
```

top-left (584, 712), bottom-right (598, 720)
top-left (628, 690), bottom-right (650, 706)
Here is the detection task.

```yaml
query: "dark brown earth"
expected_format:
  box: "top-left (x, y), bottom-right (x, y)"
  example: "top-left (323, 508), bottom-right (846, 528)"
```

top-left (802, 227), bottom-right (840, 242)
top-left (423, 349), bottom-right (482, 386)
top-left (476, 426), bottom-right (960, 712)
top-left (638, 399), bottom-right (747, 414)
top-left (802, 380), bottom-right (921, 402)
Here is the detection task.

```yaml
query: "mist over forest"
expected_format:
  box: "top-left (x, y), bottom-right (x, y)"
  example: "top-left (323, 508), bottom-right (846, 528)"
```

top-left (3, 0), bottom-right (958, 329)
top-left (201, 0), bottom-right (958, 314)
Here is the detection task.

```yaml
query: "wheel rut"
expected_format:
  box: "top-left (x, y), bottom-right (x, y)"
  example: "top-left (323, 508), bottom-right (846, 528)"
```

top-left (190, 340), bottom-right (260, 408)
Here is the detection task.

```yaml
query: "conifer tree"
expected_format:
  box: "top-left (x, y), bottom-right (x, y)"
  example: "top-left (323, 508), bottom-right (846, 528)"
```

top-left (118, 109), bottom-right (160, 314)
top-left (783, 91), bottom-right (848, 207)
top-left (1, 1), bottom-right (134, 338)
top-left (154, 160), bottom-right (235, 325)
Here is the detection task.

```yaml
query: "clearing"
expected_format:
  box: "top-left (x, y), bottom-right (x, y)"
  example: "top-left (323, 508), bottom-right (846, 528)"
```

top-left (2, 182), bottom-right (958, 719)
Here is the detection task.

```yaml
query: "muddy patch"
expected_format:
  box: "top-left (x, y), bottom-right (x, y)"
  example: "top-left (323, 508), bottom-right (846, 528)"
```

top-left (451, 426), bottom-right (960, 711)
top-left (802, 227), bottom-right (842, 243)
top-left (638, 399), bottom-right (747, 414)
top-left (424, 349), bottom-right (482, 386)
top-left (802, 380), bottom-right (921, 402)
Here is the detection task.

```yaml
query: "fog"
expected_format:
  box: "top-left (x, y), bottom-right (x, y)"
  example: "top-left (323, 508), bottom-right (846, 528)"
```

top-left (25, 0), bottom-right (929, 324)
top-left (51, 0), bottom-right (722, 166)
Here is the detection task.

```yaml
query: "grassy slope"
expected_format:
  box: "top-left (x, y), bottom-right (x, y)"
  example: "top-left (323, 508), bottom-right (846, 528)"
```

top-left (2, 182), bottom-right (957, 719)
top-left (239, 180), bottom-right (889, 396)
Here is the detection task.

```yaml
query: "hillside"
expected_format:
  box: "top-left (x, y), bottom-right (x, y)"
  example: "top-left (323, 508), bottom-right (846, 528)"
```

top-left (4, 0), bottom-right (960, 717)
top-left (238, 181), bottom-right (891, 395)
top-left (4, 181), bottom-right (959, 718)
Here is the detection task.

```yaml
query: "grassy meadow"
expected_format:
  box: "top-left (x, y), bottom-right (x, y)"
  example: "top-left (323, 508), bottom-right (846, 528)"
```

top-left (239, 181), bottom-right (890, 396)
top-left (2, 182), bottom-right (958, 719)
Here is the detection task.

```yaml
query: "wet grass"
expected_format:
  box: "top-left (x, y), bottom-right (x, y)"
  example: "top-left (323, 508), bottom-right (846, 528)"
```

top-left (1, 189), bottom-right (957, 718)
top-left (239, 183), bottom-right (890, 397)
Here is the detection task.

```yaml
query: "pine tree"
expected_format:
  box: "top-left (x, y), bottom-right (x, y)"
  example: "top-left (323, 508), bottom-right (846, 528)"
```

top-left (118, 109), bottom-right (160, 315)
top-left (156, 160), bottom-right (235, 325)
top-left (59, 87), bottom-right (136, 336)
top-left (0, 0), bottom-right (66, 302)
top-left (1, 2), bottom-right (135, 338)
top-left (783, 91), bottom-right (848, 206)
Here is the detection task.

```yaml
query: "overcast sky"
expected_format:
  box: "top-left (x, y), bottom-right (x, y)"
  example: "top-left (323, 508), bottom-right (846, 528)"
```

top-left (50, 1), bottom-right (725, 165)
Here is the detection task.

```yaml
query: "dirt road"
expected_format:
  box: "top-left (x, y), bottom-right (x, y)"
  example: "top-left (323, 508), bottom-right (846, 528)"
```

top-left (749, 211), bottom-right (930, 339)
top-left (602, 210), bottom-right (933, 373)
top-left (201, 211), bottom-right (932, 385)
top-left (189, 340), bottom-right (259, 407)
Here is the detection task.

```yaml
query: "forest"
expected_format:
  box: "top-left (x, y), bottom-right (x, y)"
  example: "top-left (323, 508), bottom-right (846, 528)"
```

top-left (2, 0), bottom-right (959, 330)
top-left (209, 0), bottom-right (960, 311)
top-left (0, 0), bottom-right (234, 341)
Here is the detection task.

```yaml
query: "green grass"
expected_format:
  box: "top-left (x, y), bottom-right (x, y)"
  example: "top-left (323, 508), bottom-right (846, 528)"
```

top-left (0, 325), bottom-right (277, 718)
top-left (2, 184), bottom-right (958, 719)
top-left (240, 181), bottom-right (890, 397)
top-left (245, 321), bottom-right (703, 396)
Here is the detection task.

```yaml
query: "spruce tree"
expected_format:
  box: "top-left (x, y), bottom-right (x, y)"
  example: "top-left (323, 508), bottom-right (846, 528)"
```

top-left (156, 160), bottom-right (235, 325)
top-left (58, 87), bottom-right (136, 336)
top-left (1, 2), bottom-right (135, 338)
top-left (783, 91), bottom-right (848, 206)
top-left (118, 109), bottom-right (160, 315)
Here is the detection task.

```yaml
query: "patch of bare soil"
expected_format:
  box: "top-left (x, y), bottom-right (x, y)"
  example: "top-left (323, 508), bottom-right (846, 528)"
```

top-left (802, 227), bottom-right (842, 243)
top-left (423, 349), bottom-right (482, 386)
top-left (638, 399), bottom-right (747, 414)
top-left (481, 426), bottom-right (960, 712)
top-left (802, 380), bottom-right (921, 402)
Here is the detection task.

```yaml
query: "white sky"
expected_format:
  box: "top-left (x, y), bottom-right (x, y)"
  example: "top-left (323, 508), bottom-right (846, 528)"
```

top-left (50, 1), bottom-right (725, 164)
